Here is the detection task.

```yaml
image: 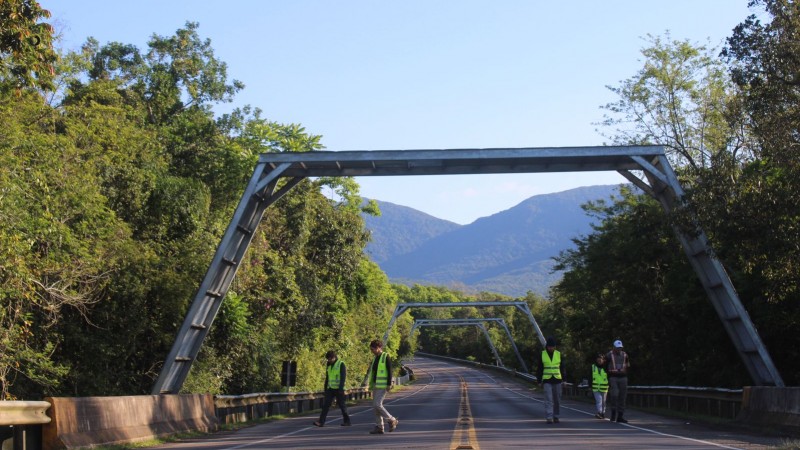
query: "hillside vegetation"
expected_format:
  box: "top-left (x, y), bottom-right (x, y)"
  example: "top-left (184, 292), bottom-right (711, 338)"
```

top-left (1, 1), bottom-right (798, 400)
top-left (364, 185), bottom-right (622, 297)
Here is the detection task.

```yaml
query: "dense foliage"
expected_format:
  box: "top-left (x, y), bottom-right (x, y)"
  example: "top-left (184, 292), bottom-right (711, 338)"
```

top-left (1, 0), bottom-right (797, 399)
top-left (0, 5), bottom-right (405, 399)
top-left (549, 0), bottom-right (800, 387)
top-left (420, 8), bottom-right (800, 387)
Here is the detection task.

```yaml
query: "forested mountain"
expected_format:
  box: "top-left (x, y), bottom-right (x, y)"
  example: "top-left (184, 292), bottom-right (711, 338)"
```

top-left (364, 185), bottom-right (622, 297)
top-left (2, 0), bottom-right (798, 400)
top-left (362, 201), bottom-right (461, 264)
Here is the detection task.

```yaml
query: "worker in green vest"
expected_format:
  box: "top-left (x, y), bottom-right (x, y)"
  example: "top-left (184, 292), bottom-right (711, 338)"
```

top-left (536, 336), bottom-right (564, 424)
top-left (313, 350), bottom-right (351, 427)
top-left (367, 339), bottom-right (398, 434)
top-left (591, 353), bottom-right (609, 419)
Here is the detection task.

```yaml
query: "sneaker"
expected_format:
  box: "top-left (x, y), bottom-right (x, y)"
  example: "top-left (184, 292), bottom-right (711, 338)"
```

top-left (600, 413), bottom-right (605, 419)
top-left (546, 419), bottom-right (553, 424)
top-left (341, 421), bottom-right (351, 426)
top-left (369, 427), bottom-right (384, 434)
top-left (553, 418), bottom-right (560, 423)
top-left (616, 416), bottom-right (628, 424)
top-left (388, 418), bottom-right (399, 432)
top-left (594, 413), bottom-right (603, 419)
top-left (313, 421), bottom-right (323, 427)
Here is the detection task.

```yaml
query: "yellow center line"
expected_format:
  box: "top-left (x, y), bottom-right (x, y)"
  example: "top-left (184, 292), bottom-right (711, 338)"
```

top-left (450, 376), bottom-right (480, 450)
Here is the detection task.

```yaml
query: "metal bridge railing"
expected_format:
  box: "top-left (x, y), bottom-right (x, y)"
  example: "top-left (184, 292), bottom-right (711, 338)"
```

top-left (0, 401), bottom-right (51, 450)
top-left (419, 352), bottom-right (745, 421)
top-left (565, 384), bottom-right (743, 420)
top-left (215, 373), bottom-right (412, 424)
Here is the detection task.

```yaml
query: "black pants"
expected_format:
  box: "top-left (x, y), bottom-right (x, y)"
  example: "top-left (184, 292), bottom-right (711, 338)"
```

top-left (608, 376), bottom-right (628, 416)
top-left (319, 388), bottom-right (350, 425)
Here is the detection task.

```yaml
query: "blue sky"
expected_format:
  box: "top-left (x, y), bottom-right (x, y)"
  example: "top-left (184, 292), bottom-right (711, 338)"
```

top-left (49, 1), bottom-right (753, 224)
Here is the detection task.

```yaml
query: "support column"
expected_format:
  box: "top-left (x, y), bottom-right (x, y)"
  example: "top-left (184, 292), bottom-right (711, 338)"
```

top-left (153, 163), bottom-right (303, 394)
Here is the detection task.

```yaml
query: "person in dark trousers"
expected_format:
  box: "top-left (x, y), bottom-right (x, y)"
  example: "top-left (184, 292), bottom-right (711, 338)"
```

top-left (367, 339), bottom-right (398, 434)
top-left (313, 350), bottom-right (351, 427)
top-left (537, 336), bottom-right (564, 424)
top-left (606, 339), bottom-right (630, 423)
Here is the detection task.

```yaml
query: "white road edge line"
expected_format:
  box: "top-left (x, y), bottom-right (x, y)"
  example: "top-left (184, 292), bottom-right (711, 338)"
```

top-left (502, 387), bottom-right (744, 450)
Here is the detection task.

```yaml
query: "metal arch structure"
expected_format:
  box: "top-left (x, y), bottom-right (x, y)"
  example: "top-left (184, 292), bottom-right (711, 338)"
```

top-left (152, 145), bottom-right (784, 394)
top-left (411, 320), bottom-right (505, 367)
top-left (381, 301), bottom-right (545, 368)
top-left (411, 318), bottom-right (528, 372)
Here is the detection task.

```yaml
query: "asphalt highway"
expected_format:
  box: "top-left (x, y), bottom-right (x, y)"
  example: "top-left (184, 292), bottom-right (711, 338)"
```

top-left (148, 356), bottom-right (781, 449)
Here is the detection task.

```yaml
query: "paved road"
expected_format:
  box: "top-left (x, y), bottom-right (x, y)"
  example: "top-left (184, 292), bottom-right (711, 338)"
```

top-left (149, 356), bottom-right (781, 449)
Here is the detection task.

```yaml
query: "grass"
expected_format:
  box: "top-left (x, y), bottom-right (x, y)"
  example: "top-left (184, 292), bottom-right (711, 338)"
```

top-left (771, 440), bottom-right (800, 450)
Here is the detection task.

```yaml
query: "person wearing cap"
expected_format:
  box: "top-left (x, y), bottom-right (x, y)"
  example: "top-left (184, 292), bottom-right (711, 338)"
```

top-left (313, 350), bottom-right (351, 427)
top-left (536, 336), bottom-right (564, 424)
top-left (605, 339), bottom-right (630, 423)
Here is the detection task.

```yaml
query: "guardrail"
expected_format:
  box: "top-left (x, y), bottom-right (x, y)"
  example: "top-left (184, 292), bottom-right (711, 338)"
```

top-left (0, 401), bottom-right (51, 450)
top-left (3, 372), bottom-right (411, 450)
top-left (415, 352), bottom-right (538, 383)
top-left (5, 358), bottom-right (796, 448)
top-left (418, 352), bottom-right (746, 421)
top-left (215, 373), bottom-right (410, 424)
top-left (215, 388), bottom-right (371, 424)
top-left (565, 384), bottom-right (743, 419)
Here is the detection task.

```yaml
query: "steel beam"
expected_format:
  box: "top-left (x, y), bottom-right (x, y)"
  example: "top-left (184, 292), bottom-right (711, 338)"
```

top-left (154, 145), bottom-right (783, 393)
top-left (412, 321), bottom-right (504, 367)
top-left (152, 163), bottom-right (303, 394)
top-left (411, 318), bottom-right (528, 372)
top-left (382, 301), bottom-right (546, 350)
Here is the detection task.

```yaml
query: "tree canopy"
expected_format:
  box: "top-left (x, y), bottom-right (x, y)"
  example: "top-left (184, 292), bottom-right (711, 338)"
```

top-left (1, 0), bottom-right (798, 399)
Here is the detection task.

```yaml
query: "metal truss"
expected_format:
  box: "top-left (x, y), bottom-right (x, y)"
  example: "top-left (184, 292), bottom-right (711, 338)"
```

top-left (381, 301), bottom-right (545, 372)
top-left (152, 145), bottom-right (783, 394)
top-left (617, 154), bottom-right (784, 387)
top-left (411, 318), bottom-right (528, 372)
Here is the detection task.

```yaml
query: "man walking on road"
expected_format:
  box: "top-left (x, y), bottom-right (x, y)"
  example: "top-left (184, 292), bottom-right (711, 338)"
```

top-left (313, 350), bottom-right (351, 427)
top-left (537, 336), bottom-right (564, 424)
top-left (367, 339), bottom-right (399, 434)
top-left (606, 339), bottom-right (630, 423)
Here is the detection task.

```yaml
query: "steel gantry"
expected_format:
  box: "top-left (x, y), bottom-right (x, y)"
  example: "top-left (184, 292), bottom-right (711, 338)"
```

top-left (152, 145), bottom-right (784, 394)
top-left (411, 318), bottom-right (528, 372)
top-left (381, 301), bottom-right (545, 374)
top-left (383, 301), bottom-right (544, 346)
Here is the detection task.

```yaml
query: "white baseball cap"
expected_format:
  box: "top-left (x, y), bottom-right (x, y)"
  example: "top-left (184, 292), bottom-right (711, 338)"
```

top-left (613, 340), bottom-right (624, 348)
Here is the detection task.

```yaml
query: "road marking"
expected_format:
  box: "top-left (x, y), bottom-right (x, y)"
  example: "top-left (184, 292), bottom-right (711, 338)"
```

top-left (221, 366), bottom-right (439, 449)
top-left (501, 387), bottom-right (745, 450)
top-left (450, 376), bottom-right (480, 450)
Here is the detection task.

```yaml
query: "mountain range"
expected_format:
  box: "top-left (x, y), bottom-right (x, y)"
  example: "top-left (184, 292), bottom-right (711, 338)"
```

top-left (362, 184), bottom-right (624, 297)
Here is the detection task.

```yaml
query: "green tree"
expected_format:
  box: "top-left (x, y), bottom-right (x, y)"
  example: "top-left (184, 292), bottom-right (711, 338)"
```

top-left (0, 17), bottom-right (400, 398)
top-left (600, 33), bottom-right (747, 172)
top-left (550, 188), bottom-right (747, 386)
top-left (711, 0), bottom-right (800, 382)
top-left (717, 0), bottom-right (800, 303)
top-left (39, 23), bottom-right (252, 395)
top-left (0, 88), bottom-right (137, 398)
top-left (0, 0), bottom-right (56, 90)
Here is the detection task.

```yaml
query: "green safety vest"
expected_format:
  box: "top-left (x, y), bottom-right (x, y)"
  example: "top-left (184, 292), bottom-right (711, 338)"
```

top-left (541, 350), bottom-right (562, 380)
top-left (592, 364), bottom-right (608, 392)
top-left (327, 360), bottom-right (343, 389)
top-left (369, 353), bottom-right (389, 389)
